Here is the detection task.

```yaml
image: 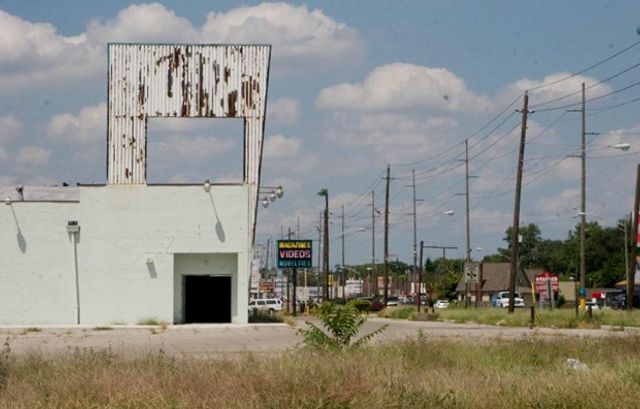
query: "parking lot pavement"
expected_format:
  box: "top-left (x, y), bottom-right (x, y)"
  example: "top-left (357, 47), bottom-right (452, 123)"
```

top-left (0, 318), bottom-right (630, 358)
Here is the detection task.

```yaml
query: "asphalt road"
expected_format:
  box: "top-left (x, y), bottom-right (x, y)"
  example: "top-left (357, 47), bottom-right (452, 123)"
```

top-left (0, 317), bottom-right (635, 359)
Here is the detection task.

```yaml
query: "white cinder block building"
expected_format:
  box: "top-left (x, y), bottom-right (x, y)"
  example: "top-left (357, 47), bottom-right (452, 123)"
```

top-left (0, 44), bottom-right (271, 325)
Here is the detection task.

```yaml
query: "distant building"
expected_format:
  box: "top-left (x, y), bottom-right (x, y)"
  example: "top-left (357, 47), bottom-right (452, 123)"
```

top-left (455, 262), bottom-right (537, 305)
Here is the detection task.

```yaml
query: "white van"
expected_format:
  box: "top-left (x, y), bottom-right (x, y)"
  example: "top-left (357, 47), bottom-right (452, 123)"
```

top-left (248, 298), bottom-right (283, 314)
top-left (495, 291), bottom-right (525, 308)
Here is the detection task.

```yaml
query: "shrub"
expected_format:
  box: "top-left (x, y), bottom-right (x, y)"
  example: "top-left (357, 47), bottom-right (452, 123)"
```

top-left (348, 299), bottom-right (371, 312)
top-left (379, 306), bottom-right (416, 320)
top-left (299, 302), bottom-right (387, 349)
top-left (369, 298), bottom-right (385, 312)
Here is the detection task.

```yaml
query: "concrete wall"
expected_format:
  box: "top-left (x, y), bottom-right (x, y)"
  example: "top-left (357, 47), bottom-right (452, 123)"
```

top-left (0, 201), bottom-right (79, 325)
top-left (0, 184), bottom-right (250, 325)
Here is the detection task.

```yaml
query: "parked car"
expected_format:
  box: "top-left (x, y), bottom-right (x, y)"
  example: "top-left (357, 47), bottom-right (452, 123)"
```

top-left (586, 300), bottom-right (600, 310)
top-left (495, 291), bottom-right (525, 308)
top-left (386, 296), bottom-right (400, 307)
top-left (248, 298), bottom-right (283, 314)
top-left (434, 300), bottom-right (449, 309)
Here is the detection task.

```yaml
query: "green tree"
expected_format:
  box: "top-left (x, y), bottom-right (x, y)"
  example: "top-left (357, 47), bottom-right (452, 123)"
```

top-left (497, 223), bottom-right (542, 268)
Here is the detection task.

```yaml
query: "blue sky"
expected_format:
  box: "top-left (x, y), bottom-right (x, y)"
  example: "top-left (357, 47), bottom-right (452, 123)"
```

top-left (1, 1), bottom-right (639, 268)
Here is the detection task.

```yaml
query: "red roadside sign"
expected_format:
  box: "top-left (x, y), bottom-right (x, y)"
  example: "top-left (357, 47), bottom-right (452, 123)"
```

top-left (535, 271), bottom-right (559, 299)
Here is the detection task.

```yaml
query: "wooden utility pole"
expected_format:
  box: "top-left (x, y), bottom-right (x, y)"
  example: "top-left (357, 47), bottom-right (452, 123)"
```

top-left (384, 165), bottom-right (390, 305)
top-left (317, 217), bottom-right (322, 302)
top-left (508, 92), bottom-right (529, 314)
top-left (371, 190), bottom-right (376, 296)
top-left (465, 140), bottom-right (471, 262)
top-left (412, 169), bottom-right (418, 300)
top-left (629, 164), bottom-right (640, 310)
top-left (319, 189), bottom-right (330, 301)
top-left (579, 82), bottom-right (587, 309)
top-left (465, 139), bottom-right (471, 307)
top-left (417, 240), bottom-right (424, 312)
top-left (341, 204), bottom-right (345, 302)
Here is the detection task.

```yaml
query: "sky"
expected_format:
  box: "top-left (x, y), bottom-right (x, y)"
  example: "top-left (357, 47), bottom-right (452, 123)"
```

top-left (1, 1), bottom-right (639, 269)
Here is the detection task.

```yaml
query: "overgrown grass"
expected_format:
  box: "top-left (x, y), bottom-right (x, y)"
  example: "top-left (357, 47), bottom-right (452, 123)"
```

top-left (248, 311), bottom-right (284, 323)
top-left (1, 335), bottom-right (640, 407)
top-left (136, 318), bottom-right (169, 327)
top-left (437, 306), bottom-right (640, 328)
top-left (378, 306), bottom-right (417, 320)
top-left (377, 305), bottom-right (640, 328)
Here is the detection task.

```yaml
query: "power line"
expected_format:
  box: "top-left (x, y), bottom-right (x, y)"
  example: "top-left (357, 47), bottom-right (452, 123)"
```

top-left (534, 79), bottom-right (640, 113)
top-left (526, 39), bottom-right (640, 92)
top-left (530, 60), bottom-right (640, 109)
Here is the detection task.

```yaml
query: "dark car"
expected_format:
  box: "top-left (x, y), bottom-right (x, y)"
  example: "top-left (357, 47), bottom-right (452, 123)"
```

top-left (610, 294), bottom-right (640, 309)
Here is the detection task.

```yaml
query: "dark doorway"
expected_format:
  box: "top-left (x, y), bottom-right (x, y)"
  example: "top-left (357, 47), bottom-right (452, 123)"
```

top-left (184, 275), bottom-right (231, 323)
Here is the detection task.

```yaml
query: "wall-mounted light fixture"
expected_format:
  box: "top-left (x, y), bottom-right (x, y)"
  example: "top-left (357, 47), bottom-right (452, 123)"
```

top-left (15, 185), bottom-right (23, 201)
top-left (4, 197), bottom-right (10, 206)
top-left (66, 220), bottom-right (80, 233)
top-left (146, 257), bottom-right (153, 265)
top-left (203, 179), bottom-right (211, 193)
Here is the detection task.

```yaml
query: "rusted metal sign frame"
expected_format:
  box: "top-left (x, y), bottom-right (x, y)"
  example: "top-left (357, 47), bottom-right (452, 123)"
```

top-left (107, 43), bottom-right (271, 242)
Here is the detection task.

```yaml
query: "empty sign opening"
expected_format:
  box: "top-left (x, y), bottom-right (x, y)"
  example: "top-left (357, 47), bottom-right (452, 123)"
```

top-left (147, 118), bottom-right (244, 184)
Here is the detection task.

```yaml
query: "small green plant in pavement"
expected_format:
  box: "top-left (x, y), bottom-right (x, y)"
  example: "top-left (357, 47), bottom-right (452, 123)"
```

top-left (299, 302), bottom-right (387, 349)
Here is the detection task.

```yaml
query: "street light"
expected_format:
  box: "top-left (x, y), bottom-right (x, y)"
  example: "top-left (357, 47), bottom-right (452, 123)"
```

top-left (259, 185), bottom-right (284, 209)
top-left (416, 210), bottom-right (457, 313)
top-left (575, 131), bottom-right (630, 311)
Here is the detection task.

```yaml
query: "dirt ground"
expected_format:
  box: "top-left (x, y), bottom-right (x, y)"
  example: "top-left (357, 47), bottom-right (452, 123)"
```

top-left (0, 317), bottom-right (634, 358)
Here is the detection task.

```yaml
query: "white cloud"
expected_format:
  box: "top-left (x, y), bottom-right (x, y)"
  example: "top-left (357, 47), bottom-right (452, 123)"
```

top-left (0, 3), bottom-right (362, 89)
top-left (15, 146), bottom-right (50, 166)
top-left (499, 73), bottom-right (613, 109)
top-left (0, 115), bottom-right (21, 143)
top-left (323, 112), bottom-right (461, 164)
top-left (85, 3), bottom-right (198, 44)
top-left (317, 63), bottom-right (493, 113)
top-left (201, 2), bottom-right (363, 62)
top-left (0, 175), bottom-right (16, 185)
top-left (535, 188), bottom-right (580, 215)
top-left (150, 136), bottom-right (235, 164)
top-left (269, 97), bottom-right (300, 125)
top-left (0, 10), bottom-right (100, 88)
top-left (263, 134), bottom-right (302, 160)
top-left (48, 103), bottom-right (106, 143)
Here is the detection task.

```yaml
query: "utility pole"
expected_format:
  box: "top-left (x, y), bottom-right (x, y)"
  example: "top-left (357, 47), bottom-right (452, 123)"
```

top-left (371, 190), bottom-right (376, 296)
top-left (579, 82), bottom-right (587, 310)
top-left (318, 189), bottom-right (330, 301)
top-left (465, 140), bottom-right (471, 308)
top-left (316, 218), bottom-right (321, 302)
top-left (417, 240), bottom-right (424, 312)
top-left (508, 91), bottom-right (529, 314)
top-left (630, 164), bottom-right (640, 310)
top-left (264, 237), bottom-right (271, 277)
top-left (384, 165), bottom-right (391, 305)
top-left (412, 169), bottom-right (418, 300)
top-left (341, 204), bottom-right (346, 302)
top-left (465, 140), bottom-right (471, 262)
top-left (324, 193), bottom-right (329, 301)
